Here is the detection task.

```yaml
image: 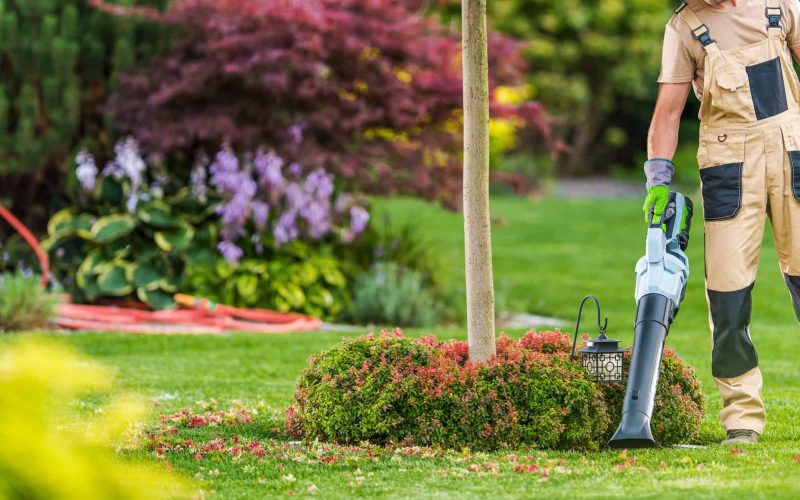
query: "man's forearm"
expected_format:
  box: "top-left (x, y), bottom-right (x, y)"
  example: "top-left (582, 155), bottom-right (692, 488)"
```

top-left (647, 83), bottom-right (691, 161)
top-left (647, 113), bottom-right (681, 161)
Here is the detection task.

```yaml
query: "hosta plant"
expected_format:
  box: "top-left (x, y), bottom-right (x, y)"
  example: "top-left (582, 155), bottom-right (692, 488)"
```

top-left (185, 242), bottom-right (351, 320)
top-left (44, 139), bottom-right (370, 312)
top-left (43, 139), bottom-right (218, 309)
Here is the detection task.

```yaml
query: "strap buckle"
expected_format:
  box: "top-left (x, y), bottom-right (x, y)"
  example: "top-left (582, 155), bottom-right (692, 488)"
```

top-left (766, 6), bottom-right (782, 29)
top-left (692, 24), bottom-right (715, 48)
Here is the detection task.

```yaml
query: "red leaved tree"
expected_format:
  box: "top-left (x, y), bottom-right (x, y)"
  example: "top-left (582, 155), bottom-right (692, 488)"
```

top-left (98, 0), bottom-right (547, 207)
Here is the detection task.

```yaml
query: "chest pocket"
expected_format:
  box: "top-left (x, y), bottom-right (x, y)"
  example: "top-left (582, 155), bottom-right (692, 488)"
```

top-left (714, 65), bottom-right (754, 123)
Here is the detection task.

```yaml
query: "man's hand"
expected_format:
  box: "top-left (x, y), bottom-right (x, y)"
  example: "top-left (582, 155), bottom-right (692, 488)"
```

top-left (643, 185), bottom-right (670, 224)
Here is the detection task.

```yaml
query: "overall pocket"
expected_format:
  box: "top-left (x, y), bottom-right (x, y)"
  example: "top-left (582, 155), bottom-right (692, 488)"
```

top-left (700, 163), bottom-right (743, 220)
top-left (781, 123), bottom-right (800, 202)
top-left (698, 133), bottom-right (745, 221)
top-left (714, 64), bottom-right (754, 123)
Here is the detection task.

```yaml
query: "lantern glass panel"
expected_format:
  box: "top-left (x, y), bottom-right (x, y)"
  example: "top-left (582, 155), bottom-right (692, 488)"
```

top-left (580, 350), bottom-right (624, 383)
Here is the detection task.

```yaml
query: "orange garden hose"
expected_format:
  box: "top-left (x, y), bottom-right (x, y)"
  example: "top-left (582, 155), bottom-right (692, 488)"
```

top-left (0, 206), bottom-right (50, 287)
top-left (0, 206), bottom-right (321, 333)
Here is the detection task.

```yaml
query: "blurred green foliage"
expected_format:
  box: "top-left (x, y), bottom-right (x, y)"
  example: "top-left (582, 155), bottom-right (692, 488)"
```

top-left (0, 338), bottom-right (193, 498)
top-left (0, 0), bottom-right (168, 227)
top-left (440, 0), bottom-right (685, 175)
top-left (0, 271), bottom-right (57, 331)
top-left (347, 262), bottom-right (442, 327)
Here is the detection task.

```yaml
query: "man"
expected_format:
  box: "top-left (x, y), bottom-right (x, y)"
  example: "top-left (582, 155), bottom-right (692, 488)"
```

top-left (644, 0), bottom-right (800, 445)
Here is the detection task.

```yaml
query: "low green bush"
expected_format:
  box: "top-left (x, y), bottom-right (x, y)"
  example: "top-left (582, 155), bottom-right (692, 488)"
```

top-left (287, 330), bottom-right (609, 451)
top-left (287, 330), bottom-right (705, 450)
top-left (0, 271), bottom-right (58, 332)
top-left (347, 262), bottom-right (442, 327)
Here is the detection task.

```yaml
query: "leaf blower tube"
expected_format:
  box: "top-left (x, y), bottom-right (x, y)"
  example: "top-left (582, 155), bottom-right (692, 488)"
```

top-left (609, 192), bottom-right (693, 449)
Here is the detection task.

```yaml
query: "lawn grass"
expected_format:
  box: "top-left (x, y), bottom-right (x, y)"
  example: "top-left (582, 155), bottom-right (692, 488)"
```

top-left (10, 195), bottom-right (800, 498)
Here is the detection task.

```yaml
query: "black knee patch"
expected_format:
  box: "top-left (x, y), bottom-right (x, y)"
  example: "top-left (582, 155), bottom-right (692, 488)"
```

top-left (709, 283), bottom-right (758, 378)
top-left (747, 57), bottom-right (788, 120)
top-left (785, 274), bottom-right (800, 321)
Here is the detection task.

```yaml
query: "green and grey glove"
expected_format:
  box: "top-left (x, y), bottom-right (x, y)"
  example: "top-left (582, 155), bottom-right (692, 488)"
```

top-left (642, 158), bottom-right (674, 224)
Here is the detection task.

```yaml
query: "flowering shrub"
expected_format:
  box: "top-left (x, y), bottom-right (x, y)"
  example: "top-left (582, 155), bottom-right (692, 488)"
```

top-left (44, 139), bottom-right (369, 314)
top-left (287, 330), bottom-right (609, 451)
top-left (205, 146), bottom-right (368, 265)
top-left (96, 0), bottom-right (549, 208)
top-left (287, 329), bottom-right (705, 450)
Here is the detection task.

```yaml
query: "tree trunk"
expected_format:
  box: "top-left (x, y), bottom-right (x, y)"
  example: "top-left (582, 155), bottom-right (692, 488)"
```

top-left (462, 0), bottom-right (496, 363)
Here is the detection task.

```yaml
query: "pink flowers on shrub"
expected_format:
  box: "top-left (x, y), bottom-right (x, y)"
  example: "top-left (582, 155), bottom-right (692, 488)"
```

top-left (287, 329), bottom-right (706, 450)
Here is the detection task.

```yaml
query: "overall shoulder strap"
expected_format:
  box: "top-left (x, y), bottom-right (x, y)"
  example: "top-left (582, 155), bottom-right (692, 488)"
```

top-left (766, 0), bottom-right (783, 30)
top-left (675, 2), bottom-right (719, 52)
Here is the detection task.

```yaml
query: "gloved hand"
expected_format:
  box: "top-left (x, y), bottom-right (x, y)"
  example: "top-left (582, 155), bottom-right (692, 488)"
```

top-left (643, 185), bottom-right (670, 224)
top-left (642, 158), bottom-right (675, 224)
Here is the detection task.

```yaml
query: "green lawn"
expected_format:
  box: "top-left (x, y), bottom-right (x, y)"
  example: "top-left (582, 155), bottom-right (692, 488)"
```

top-left (12, 195), bottom-right (800, 498)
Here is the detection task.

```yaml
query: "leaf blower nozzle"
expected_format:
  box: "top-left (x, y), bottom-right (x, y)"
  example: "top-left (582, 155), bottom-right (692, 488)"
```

top-left (609, 192), bottom-right (693, 449)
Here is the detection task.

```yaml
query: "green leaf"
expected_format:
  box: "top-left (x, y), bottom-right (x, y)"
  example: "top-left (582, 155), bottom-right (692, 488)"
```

top-left (236, 274), bottom-right (258, 298)
top-left (154, 226), bottom-right (194, 252)
top-left (319, 261), bottom-right (346, 287)
top-left (127, 263), bottom-right (161, 291)
top-left (47, 209), bottom-right (93, 237)
top-left (137, 288), bottom-right (175, 310)
top-left (292, 262), bottom-right (317, 286)
top-left (138, 200), bottom-right (175, 228)
top-left (186, 247), bottom-right (216, 268)
top-left (277, 283), bottom-right (306, 308)
top-left (138, 240), bottom-right (159, 261)
top-left (97, 264), bottom-right (133, 296)
top-left (216, 259), bottom-right (234, 279)
top-left (89, 214), bottom-right (137, 243)
top-left (100, 175), bottom-right (124, 205)
top-left (158, 277), bottom-right (179, 293)
top-left (78, 249), bottom-right (113, 277)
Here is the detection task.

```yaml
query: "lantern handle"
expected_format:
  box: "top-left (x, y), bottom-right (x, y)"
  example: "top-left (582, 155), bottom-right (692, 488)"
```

top-left (569, 294), bottom-right (609, 362)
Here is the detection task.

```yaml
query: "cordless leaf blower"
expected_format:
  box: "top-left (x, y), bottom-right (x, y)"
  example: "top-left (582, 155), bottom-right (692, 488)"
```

top-left (609, 192), bottom-right (693, 449)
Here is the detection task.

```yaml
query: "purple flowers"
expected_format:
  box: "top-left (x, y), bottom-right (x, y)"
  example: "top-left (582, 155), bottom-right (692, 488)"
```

top-left (97, 138), bottom-right (148, 212)
top-left (206, 146), bottom-right (369, 264)
top-left (75, 151), bottom-right (98, 192)
top-left (70, 141), bottom-right (370, 266)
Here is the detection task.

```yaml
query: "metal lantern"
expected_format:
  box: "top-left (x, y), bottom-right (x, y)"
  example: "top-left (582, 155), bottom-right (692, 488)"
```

top-left (570, 295), bottom-right (625, 383)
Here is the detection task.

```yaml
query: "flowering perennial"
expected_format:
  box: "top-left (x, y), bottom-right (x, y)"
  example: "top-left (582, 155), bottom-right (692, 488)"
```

top-left (208, 146), bottom-right (369, 263)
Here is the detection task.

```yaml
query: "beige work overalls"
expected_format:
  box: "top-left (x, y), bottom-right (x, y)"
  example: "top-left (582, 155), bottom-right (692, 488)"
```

top-left (677, 1), bottom-right (800, 434)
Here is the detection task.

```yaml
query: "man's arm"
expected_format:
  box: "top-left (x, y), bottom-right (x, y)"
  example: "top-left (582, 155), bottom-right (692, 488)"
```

top-left (647, 82), bottom-right (692, 160)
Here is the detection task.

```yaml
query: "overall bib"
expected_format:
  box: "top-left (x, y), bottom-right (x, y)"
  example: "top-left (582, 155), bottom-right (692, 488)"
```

top-left (677, 0), bottom-right (800, 434)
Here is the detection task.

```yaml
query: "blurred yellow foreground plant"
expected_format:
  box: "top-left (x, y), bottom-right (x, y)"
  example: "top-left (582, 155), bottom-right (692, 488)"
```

top-left (0, 339), bottom-right (193, 499)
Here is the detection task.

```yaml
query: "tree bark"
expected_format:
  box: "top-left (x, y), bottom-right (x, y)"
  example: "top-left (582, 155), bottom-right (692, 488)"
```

top-left (462, 0), bottom-right (496, 363)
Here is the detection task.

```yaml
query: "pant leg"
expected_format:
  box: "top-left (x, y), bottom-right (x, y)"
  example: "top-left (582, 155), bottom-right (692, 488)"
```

top-left (768, 125), bottom-right (800, 320)
top-left (702, 131), bottom-right (768, 433)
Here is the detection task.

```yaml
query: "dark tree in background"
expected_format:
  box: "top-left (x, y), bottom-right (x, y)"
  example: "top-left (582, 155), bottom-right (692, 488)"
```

top-left (100, 0), bottom-right (547, 208)
top-left (0, 0), bottom-right (168, 228)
